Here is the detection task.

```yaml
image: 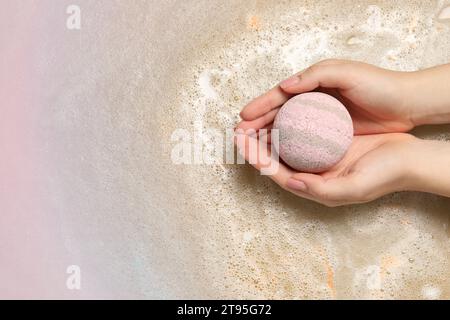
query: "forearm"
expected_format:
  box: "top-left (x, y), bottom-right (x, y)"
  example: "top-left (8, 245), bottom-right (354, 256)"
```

top-left (403, 64), bottom-right (450, 126)
top-left (404, 138), bottom-right (450, 197)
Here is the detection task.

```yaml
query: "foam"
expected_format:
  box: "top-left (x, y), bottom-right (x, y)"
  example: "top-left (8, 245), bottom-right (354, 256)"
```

top-left (165, 0), bottom-right (450, 299)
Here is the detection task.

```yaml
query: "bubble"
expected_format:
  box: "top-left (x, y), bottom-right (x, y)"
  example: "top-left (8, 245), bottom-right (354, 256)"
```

top-left (162, 0), bottom-right (450, 299)
top-left (422, 285), bottom-right (442, 300)
top-left (346, 35), bottom-right (365, 46)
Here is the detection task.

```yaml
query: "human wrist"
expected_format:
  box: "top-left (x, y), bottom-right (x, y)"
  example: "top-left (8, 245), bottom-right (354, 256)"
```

top-left (403, 138), bottom-right (450, 197)
top-left (403, 65), bottom-right (450, 127)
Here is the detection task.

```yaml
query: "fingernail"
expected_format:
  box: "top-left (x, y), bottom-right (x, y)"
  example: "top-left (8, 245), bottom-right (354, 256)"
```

top-left (280, 75), bottom-right (301, 89)
top-left (287, 178), bottom-right (307, 191)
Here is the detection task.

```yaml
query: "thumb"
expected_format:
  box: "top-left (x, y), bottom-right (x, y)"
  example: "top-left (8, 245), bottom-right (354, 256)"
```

top-left (279, 60), bottom-right (354, 94)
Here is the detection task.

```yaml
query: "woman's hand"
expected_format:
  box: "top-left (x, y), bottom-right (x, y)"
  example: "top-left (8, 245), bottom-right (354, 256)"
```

top-left (235, 131), bottom-right (418, 207)
top-left (235, 60), bottom-right (450, 205)
top-left (238, 59), bottom-right (415, 135)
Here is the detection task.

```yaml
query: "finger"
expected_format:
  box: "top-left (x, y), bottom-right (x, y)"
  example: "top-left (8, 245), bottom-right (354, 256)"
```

top-left (236, 108), bottom-right (279, 131)
top-left (258, 124), bottom-right (273, 144)
top-left (239, 86), bottom-right (292, 121)
top-left (281, 180), bottom-right (327, 204)
top-left (286, 172), bottom-right (368, 205)
top-left (240, 59), bottom-right (348, 121)
top-left (279, 62), bottom-right (355, 94)
top-left (234, 133), bottom-right (293, 183)
top-left (260, 123), bottom-right (273, 131)
top-left (278, 59), bottom-right (344, 91)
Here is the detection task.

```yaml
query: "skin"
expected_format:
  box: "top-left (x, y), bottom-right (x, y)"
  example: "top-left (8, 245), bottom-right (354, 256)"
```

top-left (236, 59), bottom-right (450, 207)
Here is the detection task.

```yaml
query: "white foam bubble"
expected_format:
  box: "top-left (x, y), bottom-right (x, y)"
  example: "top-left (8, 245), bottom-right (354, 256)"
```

top-left (422, 285), bottom-right (442, 299)
top-left (198, 70), bottom-right (219, 100)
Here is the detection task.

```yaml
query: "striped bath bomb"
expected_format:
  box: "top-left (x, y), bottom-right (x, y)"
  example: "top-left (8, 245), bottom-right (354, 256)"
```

top-left (273, 92), bottom-right (353, 173)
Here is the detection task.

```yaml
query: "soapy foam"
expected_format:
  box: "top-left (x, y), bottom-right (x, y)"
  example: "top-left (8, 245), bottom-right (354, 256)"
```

top-left (161, 0), bottom-right (450, 299)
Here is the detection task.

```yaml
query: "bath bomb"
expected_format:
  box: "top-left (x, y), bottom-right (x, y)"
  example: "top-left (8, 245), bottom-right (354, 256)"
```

top-left (273, 92), bottom-right (353, 173)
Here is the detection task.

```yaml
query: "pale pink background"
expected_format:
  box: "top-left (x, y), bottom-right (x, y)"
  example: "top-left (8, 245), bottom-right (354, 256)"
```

top-left (0, 1), bottom-right (102, 299)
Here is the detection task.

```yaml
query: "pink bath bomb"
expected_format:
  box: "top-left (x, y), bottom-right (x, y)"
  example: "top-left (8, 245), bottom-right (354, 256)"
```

top-left (273, 92), bottom-right (353, 173)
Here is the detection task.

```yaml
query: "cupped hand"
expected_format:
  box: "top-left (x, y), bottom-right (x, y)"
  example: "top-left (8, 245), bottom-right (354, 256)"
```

top-left (235, 130), bottom-right (416, 207)
top-left (238, 59), bottom-right (415, 135)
